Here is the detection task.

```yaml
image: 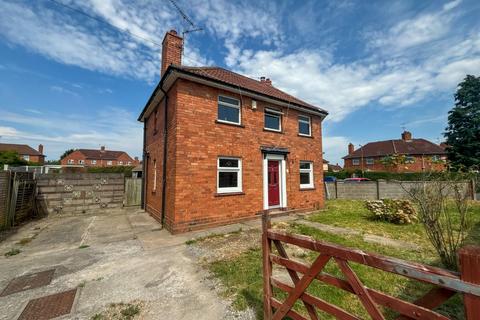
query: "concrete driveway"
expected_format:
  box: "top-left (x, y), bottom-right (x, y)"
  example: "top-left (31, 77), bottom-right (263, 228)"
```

top-left (0, 209), bottom-right (252, 320)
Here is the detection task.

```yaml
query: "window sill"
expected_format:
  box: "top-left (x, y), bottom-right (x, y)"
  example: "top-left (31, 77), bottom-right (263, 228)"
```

top-left (263, 128), bottom-right (283, 134)
top-left (215, 192), bottom-right (245, 197)
top-left (215, 120), bottom-right (245, 128)
top-left (298, 134), bottom-right (313, 139)
top-left (300, 187), bottom-right (315, 191)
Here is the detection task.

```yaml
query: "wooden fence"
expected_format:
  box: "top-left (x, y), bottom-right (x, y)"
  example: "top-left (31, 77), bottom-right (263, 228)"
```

top-left (1, 172), bottom-right (37, 229)
top-left (124, 177), bottom-right (141, 206)
top-left (262, 213), bottom-right (480, 320)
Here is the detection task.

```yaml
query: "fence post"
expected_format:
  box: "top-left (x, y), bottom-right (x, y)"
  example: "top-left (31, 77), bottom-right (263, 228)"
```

top-left (470, 179), bottom-right (476, 201)
top-left (459, 245), bottom-right (480, 319)
top-left (334, 180), bottom-right (338, 199)
top-left (262, 211), bottom-right (273, 320)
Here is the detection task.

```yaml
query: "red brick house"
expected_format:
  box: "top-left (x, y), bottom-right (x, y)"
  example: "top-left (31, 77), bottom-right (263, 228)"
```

top-left (60, 146), bottom-right (138, 167)
top-left (343, 131), bottom-right (447, 172)
top-left (138, 30), bottom-right (328, 233)
top-left (0, 143), bottom-right (45, 164)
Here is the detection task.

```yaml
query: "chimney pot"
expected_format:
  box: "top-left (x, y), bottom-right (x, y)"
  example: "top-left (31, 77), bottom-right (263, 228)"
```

top-left (401, 131), bottom-right (412, 141)
top-left (265, 78), bottom-right (272, 85)
top-left (38, 144), bottom-right (44, 155)
top-left (348, 143), bottom-right (355, 155)
top-left (260, 76), bottom-right (266, 82)
top-left (161, 30), bottom-right (184, 76)
top-left (101, 146), bottom-right (105, 152)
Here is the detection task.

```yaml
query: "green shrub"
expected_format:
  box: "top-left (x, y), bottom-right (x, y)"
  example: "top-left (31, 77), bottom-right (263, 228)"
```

top-left (365, 199), bottom-right (417, 224)
top-left (87, 166), bottom-right (134, 177)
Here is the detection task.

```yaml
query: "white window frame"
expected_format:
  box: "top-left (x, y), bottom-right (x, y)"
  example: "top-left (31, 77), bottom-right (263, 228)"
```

top-left (23, 155), bottom-right (30, 161)
top-left (106, 160), bottom-right (113, 166)
top-left (217, 95), bottom-right (241, 125)
top-left (91, 160), bottom-right (97, 165)
top-left (127, 161), bottom-right (132, 165)
top-left (119, 161), bottom-right (123, 165)
top-left (298, 115), bottom-right (312, 136)
top-left (217, 157), bottom-right (242, 194)
top-left (366, 158), bottom-right (374, 165)
top-left (78, 159), bottom-right (85, 165)
top-left (299, 161), bottom-right (314, 189)
top-left (352, 159), bottom-right (360, 166)
top-left (264, 107), bottom-right (282, 132)
top-left (68, 159), bottom-right (75, 164)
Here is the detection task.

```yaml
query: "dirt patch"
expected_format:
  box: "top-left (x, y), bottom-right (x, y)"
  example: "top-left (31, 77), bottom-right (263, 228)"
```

top-left (91, 301), bottom-right (144, 320)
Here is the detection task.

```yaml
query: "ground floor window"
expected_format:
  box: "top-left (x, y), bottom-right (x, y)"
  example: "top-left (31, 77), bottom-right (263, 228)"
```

top-left (352, 159), bottom-right (360, 165)
top-left (217, 157), bottom-right (242, 193)
top-left (300, 161), bottom-right (314, 189)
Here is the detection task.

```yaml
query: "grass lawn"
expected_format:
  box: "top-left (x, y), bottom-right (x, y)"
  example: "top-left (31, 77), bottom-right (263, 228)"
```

top-left (195, 199), bottom-right (480, 319)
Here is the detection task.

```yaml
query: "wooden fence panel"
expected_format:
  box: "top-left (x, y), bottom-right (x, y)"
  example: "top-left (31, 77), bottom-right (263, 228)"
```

top-left (262, 212), bottom-right (480, 320)
top-left (124, 178), bottom-right (141, 206)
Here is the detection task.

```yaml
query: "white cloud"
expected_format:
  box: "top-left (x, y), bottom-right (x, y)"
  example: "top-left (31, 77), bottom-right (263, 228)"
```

top-left (0, 107), bottom-right (142, 160)
top-left (323, 136), bottom-right (350, 165)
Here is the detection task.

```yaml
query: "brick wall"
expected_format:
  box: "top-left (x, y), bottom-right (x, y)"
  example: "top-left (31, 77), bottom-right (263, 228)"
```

top-left (325, 180), bottom-right (474, 200)
top-left (36, 173), bottom-right (124, 215)
top-left (344, 155), bottom-right (446, 172)
top-left (144, 79), bottom-right (325, 233)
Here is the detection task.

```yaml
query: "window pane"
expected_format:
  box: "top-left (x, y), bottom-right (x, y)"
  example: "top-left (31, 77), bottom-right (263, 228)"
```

top-left (300, 172), bottom-right (310, 185)
top-left (265, 113), bottom-right (280, 130)
top-left (300, 162), bottom-right (311, 170)
top-left (219, 158), bottom-right (238, 168)
top-left (299, 121), bottom-right (310, 135)
top-left (219, 96), bottom-right (239, 106)
top-left (219, 171), bottom-right (238, 188)
top-left (218, 105), bottom-right (239, 123)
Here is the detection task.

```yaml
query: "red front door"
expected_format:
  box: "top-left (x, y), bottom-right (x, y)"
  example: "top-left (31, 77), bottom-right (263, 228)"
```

top-left (268, 160), bottom-right (280, 207)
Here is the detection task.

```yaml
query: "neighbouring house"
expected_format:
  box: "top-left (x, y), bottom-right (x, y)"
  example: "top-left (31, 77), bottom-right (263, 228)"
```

top-left (343, 131), bottom-right (447, 172)
top-left (0, 143), bottom-right (45, 165)
top-left (60, 146), bottom-right (139, 167)
top-left (323, 159), bottom-right (342, 172)
top-left (138, 30), bottom-right (328, 233)
top-left (132, 165), bottom-right (143, 178)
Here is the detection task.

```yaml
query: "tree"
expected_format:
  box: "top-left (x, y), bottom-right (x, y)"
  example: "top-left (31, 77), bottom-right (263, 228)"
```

top-left (0, 151), bottom-right (28, 166)
top-left (60, 148), bottom-right (76, 160)
top-left (444, 75), bottom-right (480, 170)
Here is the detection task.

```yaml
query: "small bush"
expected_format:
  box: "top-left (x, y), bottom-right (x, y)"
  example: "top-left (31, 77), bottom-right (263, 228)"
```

top-left (365, 199), bottom-right (417, 224)
top-left (4, 248), bottom-right (21, 257)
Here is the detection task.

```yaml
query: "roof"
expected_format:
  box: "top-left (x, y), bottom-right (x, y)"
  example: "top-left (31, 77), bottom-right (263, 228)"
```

top-left (76, 149), bottom-right (129, 160)
top-left (0, 143), bottom-right (43, 156)
top-left (138, 65), bottom-right (328, 121)
top-left (343, 139), bottom-right (447, 159)
top-left (178, 66), bottom-right (326, 113)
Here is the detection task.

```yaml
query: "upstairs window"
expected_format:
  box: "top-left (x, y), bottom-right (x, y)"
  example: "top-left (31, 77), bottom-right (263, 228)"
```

top-left (218, 96), bottom-right (240, 125)
top-left (366, 158), bottom-right (374, 165)
top-left (352, 159), bottom-right (360, 166)
top-left (217, 157), bottom-right (242, 193)
top-left (264, 108), bottom-right (282, 132)
top-left (91, 160), bottom-right (97, 165)
top-left (79, 160), bottom-right (85, 165)
top-left (68, 159), bottom-right (75, 164)
top-left (298, 115), bottom-right (311, 136)
top-left (300, 161), bottom-right (314, 189)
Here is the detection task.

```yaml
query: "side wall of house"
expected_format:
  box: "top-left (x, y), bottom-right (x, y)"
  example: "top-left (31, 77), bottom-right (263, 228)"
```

top-left (169, 79), bottom-right (324, 233)
top-left (144, 83), bottom-right (178, 225)
top-left (344, 155), bottom-right (446, 172)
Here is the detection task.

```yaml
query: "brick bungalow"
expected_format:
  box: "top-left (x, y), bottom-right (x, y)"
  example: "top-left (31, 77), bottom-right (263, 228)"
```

top-left (0, 143), bottom-right (45, 164)
top-left (343, 131), bottom-right (447, 172)
top-left (60, 146), bottom-right (138, 167)
top-left (138, 30), bottom-right (328, 233)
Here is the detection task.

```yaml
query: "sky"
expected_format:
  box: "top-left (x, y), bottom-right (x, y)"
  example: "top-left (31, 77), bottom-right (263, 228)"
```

top-left (0, 0), bottom-right (479, 165)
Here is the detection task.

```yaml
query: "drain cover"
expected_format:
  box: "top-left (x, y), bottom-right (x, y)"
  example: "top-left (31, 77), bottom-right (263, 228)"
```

top-left (1, 269), bottom-right (55, 297)
top-left (18, 289), bottom-right (77, 320)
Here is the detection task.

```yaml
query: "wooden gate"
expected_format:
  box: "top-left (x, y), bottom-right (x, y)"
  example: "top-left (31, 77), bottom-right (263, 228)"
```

top-left (262, 213), bottom-right (480, 320)
top-left (124, 178), bottom-right (141, 206)
top-left (3, 172), bottom-right (37, 228)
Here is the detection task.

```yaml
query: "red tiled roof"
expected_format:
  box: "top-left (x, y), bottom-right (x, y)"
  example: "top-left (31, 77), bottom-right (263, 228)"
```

top-left (0, 143), bottom-right (43, 156)
top-left (175, 66), bottom-right (327, 113)
top-left (77, 149), bottom-right (128, 160)
top-left (343, 139), bottom-right (446, 159)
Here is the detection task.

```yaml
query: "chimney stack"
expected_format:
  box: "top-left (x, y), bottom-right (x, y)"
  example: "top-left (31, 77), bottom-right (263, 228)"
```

top-left (134, 156), bottom-right (139, 161)
top-left (161, 30), bottom-right (183, 76)
top-left (260, 76), bottom-right (272, 86)
top-left (100, 146), bottom-right (105, 152)
top-left (38, 144), bottom-right (44, 155)
top-left (401, 131), bottom-right (412, 141)
top-left (348, 143), bottom-right (355, 155)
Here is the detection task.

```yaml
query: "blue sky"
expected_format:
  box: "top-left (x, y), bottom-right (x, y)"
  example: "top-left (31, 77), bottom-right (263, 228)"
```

top-left (0, 0), bottom-right (479, 164)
